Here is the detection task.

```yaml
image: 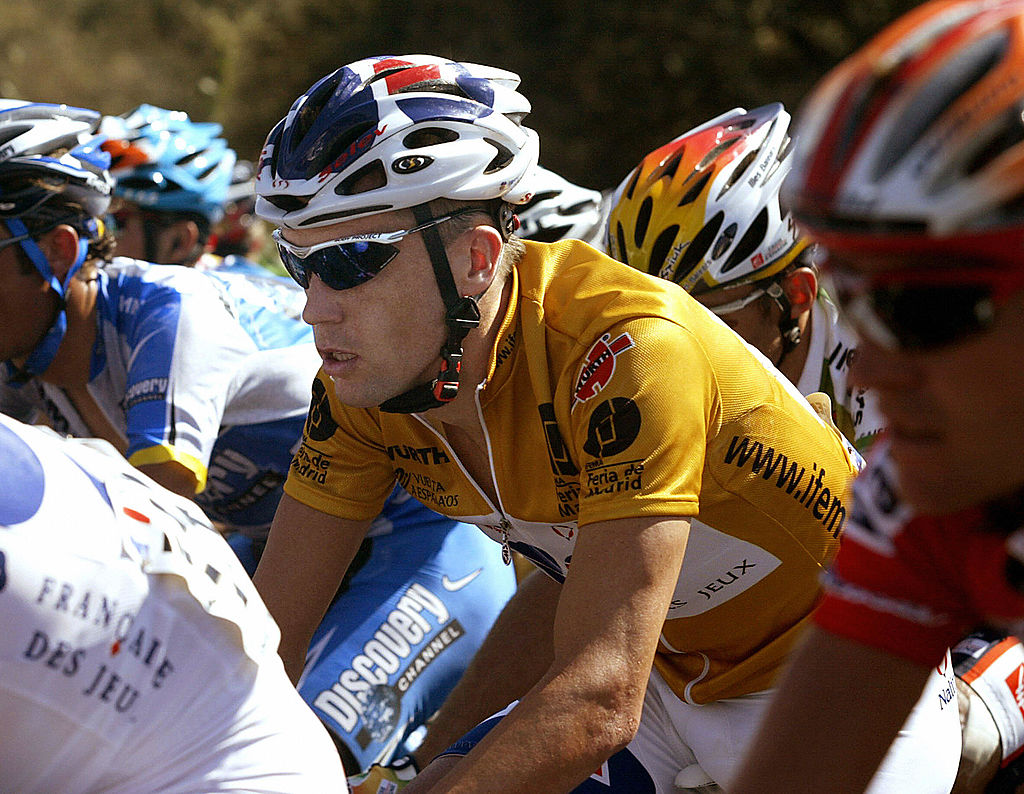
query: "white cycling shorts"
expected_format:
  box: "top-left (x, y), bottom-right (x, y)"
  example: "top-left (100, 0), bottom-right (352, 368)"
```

top-left (627, 654), bottom-right (961, 793)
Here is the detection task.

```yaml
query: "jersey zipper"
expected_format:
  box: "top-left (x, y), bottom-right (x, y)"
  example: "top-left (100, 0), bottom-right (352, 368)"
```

top-left (411, 385), bottom-right (514, 564)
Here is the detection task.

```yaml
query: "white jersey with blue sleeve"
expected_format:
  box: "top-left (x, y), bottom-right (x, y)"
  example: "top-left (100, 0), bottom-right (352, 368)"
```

top-left (1, 258), bottom-right (321, 532)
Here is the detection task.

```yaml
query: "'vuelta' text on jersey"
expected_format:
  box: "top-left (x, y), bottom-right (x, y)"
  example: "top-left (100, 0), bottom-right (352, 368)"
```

top-left (723, 436), bottom-right (847, 538)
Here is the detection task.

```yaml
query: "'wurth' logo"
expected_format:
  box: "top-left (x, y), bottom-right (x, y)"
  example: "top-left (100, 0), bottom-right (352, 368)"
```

top-left (572, 332), bottom-right (634, 409)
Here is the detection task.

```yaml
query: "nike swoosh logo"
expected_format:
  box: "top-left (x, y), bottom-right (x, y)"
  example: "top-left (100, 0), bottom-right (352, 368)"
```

top-left (442, 568), bottom-right (484, 591)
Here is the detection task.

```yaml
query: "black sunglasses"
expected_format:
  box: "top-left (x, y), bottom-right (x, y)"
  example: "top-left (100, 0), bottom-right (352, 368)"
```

top-left (273, 209), bottom-right (477, 291)
top-left (826, 264), bottom-right (1024, 351)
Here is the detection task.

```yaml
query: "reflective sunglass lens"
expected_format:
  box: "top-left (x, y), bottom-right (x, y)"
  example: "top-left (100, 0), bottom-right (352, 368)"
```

top-left (277, 240), bottom-right (399, 291)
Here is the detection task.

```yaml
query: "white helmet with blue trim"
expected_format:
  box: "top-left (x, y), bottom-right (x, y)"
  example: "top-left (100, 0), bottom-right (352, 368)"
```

top-left (255, 54), bottom-right (540, 229)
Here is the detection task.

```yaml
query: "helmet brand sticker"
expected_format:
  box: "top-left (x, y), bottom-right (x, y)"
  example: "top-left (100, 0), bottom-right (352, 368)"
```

top-left (393, 155), bottom-right (433, 174)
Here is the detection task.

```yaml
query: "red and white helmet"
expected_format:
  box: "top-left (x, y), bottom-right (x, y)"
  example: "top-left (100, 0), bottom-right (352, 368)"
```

top-left (786, 0), bottom-right (1024, 262)
top-left (255, 55), bottom-right (540, 229)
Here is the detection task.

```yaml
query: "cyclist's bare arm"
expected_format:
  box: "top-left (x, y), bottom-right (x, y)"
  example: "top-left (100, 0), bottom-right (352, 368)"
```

top-left (411, 567), bottom-right (561, 767)
top-left (731, 626), bottom-right (931, 793)
top-left (254, 493), bottom-right (372, 682)
top-left (410, 515), bottom-right (691, 794)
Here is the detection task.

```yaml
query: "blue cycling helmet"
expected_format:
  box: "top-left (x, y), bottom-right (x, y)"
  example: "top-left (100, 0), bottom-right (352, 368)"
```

top-left (101, 104), bottom-right (236, 224)
top-left (0, 100), bottom-right (112, 379)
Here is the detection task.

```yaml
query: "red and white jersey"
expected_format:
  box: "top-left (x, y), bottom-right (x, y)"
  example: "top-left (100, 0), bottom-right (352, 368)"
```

top-left (815, 441), bottom-right (1024, 667)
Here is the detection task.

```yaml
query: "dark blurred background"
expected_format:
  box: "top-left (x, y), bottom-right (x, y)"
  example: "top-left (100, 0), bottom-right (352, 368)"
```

top-left (8, 0), bottom-right (921, 189)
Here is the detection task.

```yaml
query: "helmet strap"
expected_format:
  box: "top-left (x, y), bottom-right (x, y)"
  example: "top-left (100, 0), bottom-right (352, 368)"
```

top-left (2, 217), bottom-right (79, 380)
top-left (765, 280), bottom-right (801, 369)
top-left (379, 203), bottom-right (481, 414)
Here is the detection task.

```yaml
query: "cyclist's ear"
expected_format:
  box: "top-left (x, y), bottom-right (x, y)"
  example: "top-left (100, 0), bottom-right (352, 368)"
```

top-left (459, 223), bottom-right (503, 295)
top-left (165, 219), bottom-right (200, 265)
top-left (37, 224), bottom-right (80, 279)
top-left (781, 267), bottom-right (818, 318)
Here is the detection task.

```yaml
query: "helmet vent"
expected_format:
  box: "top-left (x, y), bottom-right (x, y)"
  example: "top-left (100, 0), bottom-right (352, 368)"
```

top-left (404, 127), bottom-right (459, 148)
top-left (658, 151), bottom-right (684, 181)
top-left (293, 74), bottom-right (345, 144)
top-left (873, 29), bottom-right (1007, 181)
top-left (0, 124), bottom-right (32, 147)
top-left (677, 170), bottom-right (713, 207)
top-left (615, 222), bottom-right (629, 266)
top-left (300, 204), bottom-right (394, 226)
top-left (725, 118), bottom-right (757, 132)
top-left (518, 190), bottom-right (560, 211)
top-left (648, 224), bottom-right (680, 277)
top-left (718, 147), bottom-right (760, 198)
top-left (263, 193), bottom-right (313, 212)
top-left (721, 208), bottom-right (769, 273)
top-left (674, 211), bottom-right (724, 280)
top-left (634, 196), bottom-right (654, 247)
top-left (624, 166), bottom-right (642, 200)
top-left (964, 107), bottom-right (1024, 177)
top-left (696, 136), bottom-right (740, 172)
top-left (484, 138), bottom-right (514, 173)
top-left (336, 160), bottom-right (387, 195)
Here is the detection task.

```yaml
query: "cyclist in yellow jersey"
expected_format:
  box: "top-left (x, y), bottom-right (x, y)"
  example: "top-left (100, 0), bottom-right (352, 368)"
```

top-left (252, 55), bottom-right (864, 793)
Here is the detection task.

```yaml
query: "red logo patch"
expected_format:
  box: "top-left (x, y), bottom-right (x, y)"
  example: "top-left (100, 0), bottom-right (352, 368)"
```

top-left (750, 252), bottom-right (765, 268)
top-left (1005, 663), bottom-right (1024, 718)
top-left (572, 332), bottom-right (634, 408)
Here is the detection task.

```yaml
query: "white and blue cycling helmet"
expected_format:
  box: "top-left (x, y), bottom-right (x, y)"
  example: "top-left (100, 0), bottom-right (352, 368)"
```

top-left (0, 100), bottom-right (112, 379)
top-left (254, 54), bottom-right (539, 228)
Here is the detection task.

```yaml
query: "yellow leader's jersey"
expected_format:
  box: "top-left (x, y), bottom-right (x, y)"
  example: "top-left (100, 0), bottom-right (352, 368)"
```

top-left (286, 239), bottom-right (858, 704)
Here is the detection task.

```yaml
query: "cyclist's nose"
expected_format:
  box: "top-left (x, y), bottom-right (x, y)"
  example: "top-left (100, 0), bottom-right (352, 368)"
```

top-left (301, 273), bottom-right (346, 326)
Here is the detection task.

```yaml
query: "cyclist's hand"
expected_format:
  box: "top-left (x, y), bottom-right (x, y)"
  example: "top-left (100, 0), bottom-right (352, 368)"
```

top-left (347, 757), bottom-right (417, 793)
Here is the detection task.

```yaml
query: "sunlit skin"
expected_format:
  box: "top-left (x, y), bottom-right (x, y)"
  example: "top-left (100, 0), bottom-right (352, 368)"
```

top-left (281, 208), bottom-right (505, 416)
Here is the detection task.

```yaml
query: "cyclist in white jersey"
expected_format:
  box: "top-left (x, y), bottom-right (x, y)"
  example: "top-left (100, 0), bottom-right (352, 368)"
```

top-left (0, 412), bottom-right (345, 792)
top-left (0, 100), bottom-right (516, 774)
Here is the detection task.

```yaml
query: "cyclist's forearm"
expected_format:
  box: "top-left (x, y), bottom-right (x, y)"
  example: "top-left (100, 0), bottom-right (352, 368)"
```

top-left (412, 568), bottom-right (559, 765)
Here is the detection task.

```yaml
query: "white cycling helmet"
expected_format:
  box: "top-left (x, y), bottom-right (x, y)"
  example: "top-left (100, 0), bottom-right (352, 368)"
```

top-left (255, 54), bottom-right (540, 229)
top-left (514, 166), bottom-right (604, 244)
top-left (0, 101), bottom-right (112, 220)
